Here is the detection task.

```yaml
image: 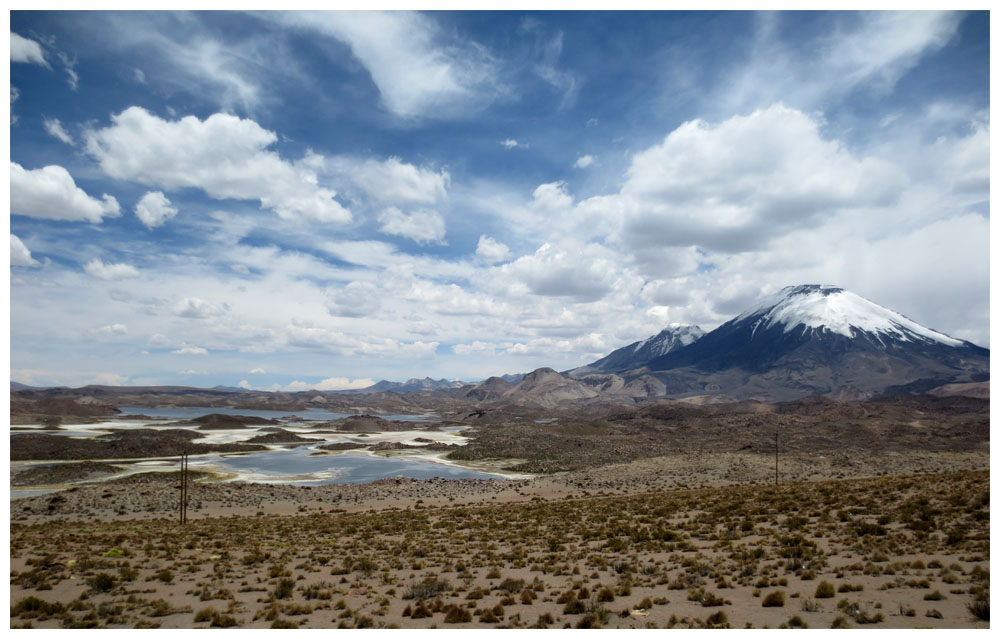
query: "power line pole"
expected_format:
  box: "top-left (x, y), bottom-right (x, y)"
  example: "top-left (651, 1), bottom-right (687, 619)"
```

top-left (774, 431), bottom-right (779, 485)
top-left (179, 452), bottom-right (188, 525)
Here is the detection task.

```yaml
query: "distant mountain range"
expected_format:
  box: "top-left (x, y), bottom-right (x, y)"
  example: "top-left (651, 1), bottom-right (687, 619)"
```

top-left (12, 285), bottom-right (988, 405)
top-left (364, 377), bottom-right (466, 393)
top-left (455, 284), bottom-right (989, 406)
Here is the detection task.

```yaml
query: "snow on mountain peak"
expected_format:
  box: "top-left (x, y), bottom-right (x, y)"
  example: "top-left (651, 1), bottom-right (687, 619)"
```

top-left (739, 285), bottom-right (963, 347)
top-left (632, 324), bottom-right (705, 355)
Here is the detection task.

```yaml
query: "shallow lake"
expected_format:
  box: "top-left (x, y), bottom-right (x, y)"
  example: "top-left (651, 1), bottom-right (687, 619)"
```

top-left (204, 445), bottom-right (501, 485)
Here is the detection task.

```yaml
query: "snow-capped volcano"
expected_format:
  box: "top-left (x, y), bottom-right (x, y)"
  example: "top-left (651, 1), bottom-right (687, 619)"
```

top-left (567, 323), bottom-right (705, 376)
top-left (737, 285), bottom-right (963, 347)
top-left (631, 284), bottom-right (989, 401)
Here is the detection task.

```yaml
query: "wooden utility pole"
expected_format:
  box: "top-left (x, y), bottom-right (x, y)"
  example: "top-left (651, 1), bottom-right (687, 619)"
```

top-left (179, 452), bottom-right (189, 525)
top-left (774, 431), bottom-right (779, 485)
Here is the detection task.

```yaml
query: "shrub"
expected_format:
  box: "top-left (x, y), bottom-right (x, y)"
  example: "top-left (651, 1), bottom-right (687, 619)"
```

top-left (787, 615), bottom-right (808, 628)
top-left (762, 590), bottom-right (785, 607)
top-left (830, 615), bottom-right (850, 629)
top-left (967, 594), bottom-right (989, 621)
top-left (194, 607), bottom-right (215, 623)
top-left (210, 613), bottom-right (239, 628)
top-left (406, 577), bottom-right (450, 600)
top-left (498, 578), bottom-right (524, 594)
top-left (705, 611), bottom-right (729, 628)
top-left (444, 605), bottom-right (472, 623)
top-left (924, 590), bottom-right (945, 601)
top-left (815, 581), bottom-right (835, 598)
top-left (88, 573), bottom-right (116, 593)
top-left (274, 578), bottom-right (295, 600)
top-left (701, 591), bottom-right (726, 607)
top-left (12, 596), bottom-right (66, 617)
top-left (576, 610), bottom-right (609, 629)
top-left (154, 569), bottom-right (174, 584)
top-left (562, 597), bottom-right (585, 615)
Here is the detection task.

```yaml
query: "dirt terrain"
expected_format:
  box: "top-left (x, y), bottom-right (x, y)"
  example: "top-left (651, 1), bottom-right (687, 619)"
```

top-left (10, 429), bottom-right (267, 461)
top-left (10, 470), bottom-right (989, 629)
top-left (449, 395), bottom-right (989, 473)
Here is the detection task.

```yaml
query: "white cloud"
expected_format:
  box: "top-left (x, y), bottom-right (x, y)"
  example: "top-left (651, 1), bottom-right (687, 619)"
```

top-left (277, 11), bottom-right (504, 118)
top-left (348, 156), bottom-right (449, 205)
top-left (10, 234), bottom-right (39, 267)
top-left (171, 346), bottom-right (209, 355)
top-left (500, 242), bottom-right (625, 302)
top-left (574, 154), bottom-right (595, 169)
top-left (237, 379), bottom-right (253, 389)
top-left (84, 258), bottom-right (140, 281)
top-left (134, 191), bottom-right (179, 229)
top-left (89, 323), bottom-right (128, 337)
top-left (249, 367), bottom-right (266, 374)
top-left (452, 340), bottom-right (500, 356)
top-left (11, 162), bottom-right (121, 223)
top-left (174, 297), bottom-right (228, 319)
top-left (475, 235), bottom-right (510, 263)
top-left (84, 107), bottom-right (351, 223)
top-left (43, 118), bottom-right (74, 145)
top-left (822, 11), bottom-right (961, 92)
top-left (501, 138), bottom-right (521, 150)
top-left (277, 377), bottom-right (376, 391)
top-left (57, 51), bottom-right (79, 90)
top-left (616, 104), bottom-right (908, 253)
top-left (377, 207), bottom-right (446, 244)
top-left (10, 32), bottom-right (49, 67)
top-left (92, 372), bottom-right (129, 386)
top-left (718, 12), bottom-right (963, 116)
top-left (326, 281), bottom-right (381, 318)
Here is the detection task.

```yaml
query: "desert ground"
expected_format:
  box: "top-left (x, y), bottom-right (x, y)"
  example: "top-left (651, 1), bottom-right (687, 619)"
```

top-left (9, 394), bottom-right (990, 629)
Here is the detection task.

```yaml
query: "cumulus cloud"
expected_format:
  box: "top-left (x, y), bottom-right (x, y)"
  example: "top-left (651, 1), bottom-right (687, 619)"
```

top-left (171, 346), bottom-right (209, 355)
top-left (377, 207), bottom-right (446, 244)
top-left (616, 104), bottom-right (908, 253)
top-left (174, 297), bottom-right (228, 319)
top-left (326, 281), bottom-right (381, 318)
top-left (11, 162), bottom-right (121, 223)
top-left (43, 117), bottom-right (74, 145)
top-left (574, 154), bottom-right (595, 169)
top-left (10, 234), bottom-right (39, 267)
top-left (475, 235), bottom-right (510, 263)
top-left (500, 242), bottom-right (624, 302)
top-left (249, 367), bottom-right (266, 374)
top-left (276, 11), bottom-right (504, 118)
top-left (11, 32), bottom-right (49, 67)
top-left (348, 156), bottom-right (449, 205)
top-left (277, 377), bottom-right (376, 391)
top-left (84, 107), bottom-right (351, 223)
top-left (134, 191), bottom-right (179, 228)
top-left (92, 372), bottom-right (129, 386)
top-left (501, 138), bottom-right (521, 150)
top-left (84, 258), bottom-right (139, 281)
top-left (531, 181), bottom-right (574, 213)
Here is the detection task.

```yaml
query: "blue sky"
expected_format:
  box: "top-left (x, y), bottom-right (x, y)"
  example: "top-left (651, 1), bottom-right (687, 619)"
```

top-left (9, 10), bottom-right (990, 390)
